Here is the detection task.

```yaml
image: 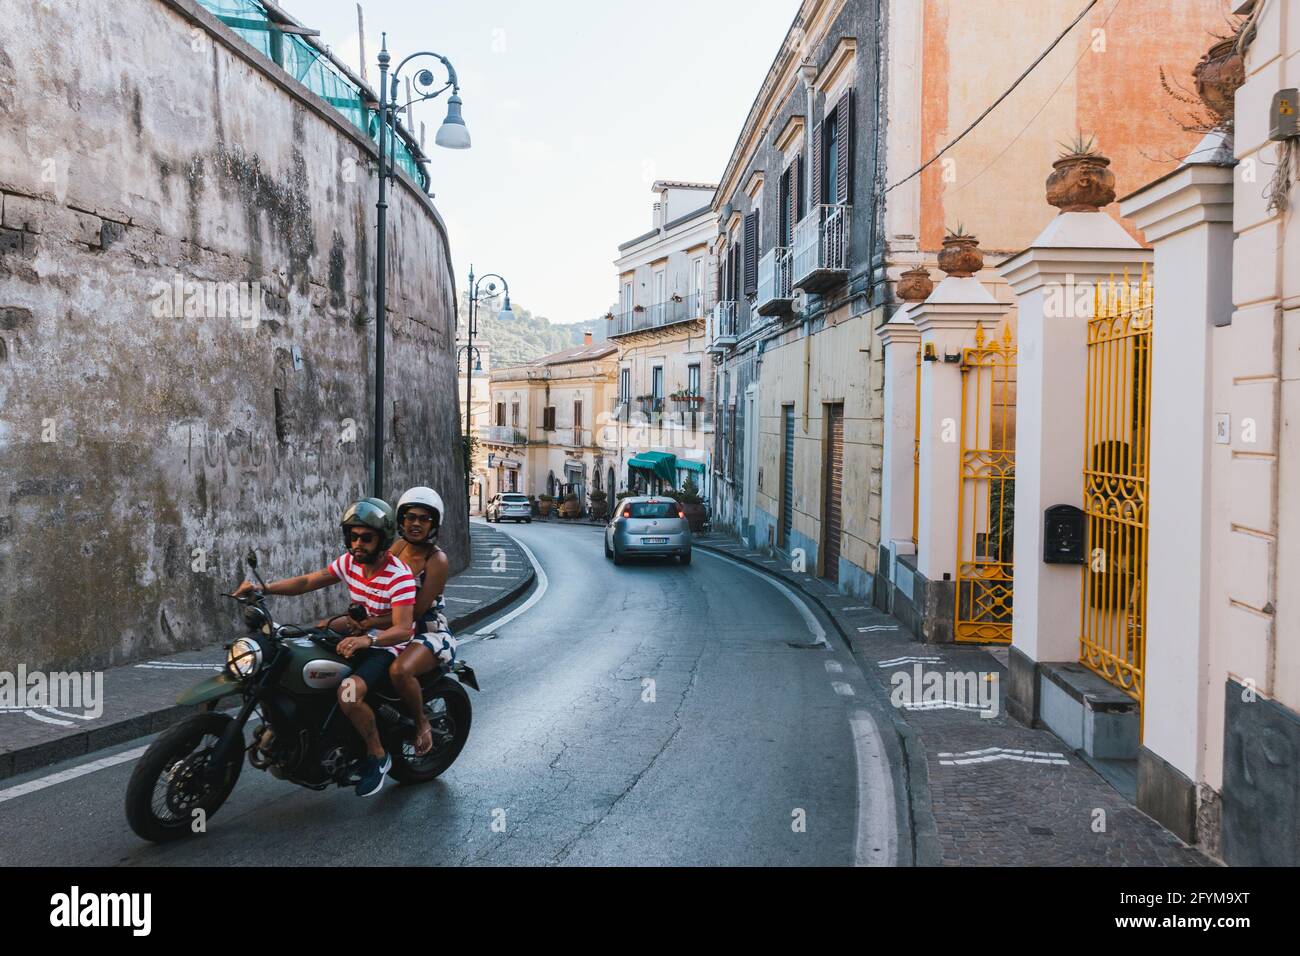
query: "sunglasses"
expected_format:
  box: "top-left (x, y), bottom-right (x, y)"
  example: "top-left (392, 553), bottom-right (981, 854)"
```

top-left (347, 530), bottom-right (379, 544)
top-left (402, 513), bottom-right (434, 524)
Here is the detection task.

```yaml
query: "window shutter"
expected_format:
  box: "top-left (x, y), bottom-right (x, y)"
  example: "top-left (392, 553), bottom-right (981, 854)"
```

top-left (835, 90), bottom-right (853, 204)
top-left (743, 211), bottom-right (759, 296)
top-left (810, 122), bottom-right (823, 209)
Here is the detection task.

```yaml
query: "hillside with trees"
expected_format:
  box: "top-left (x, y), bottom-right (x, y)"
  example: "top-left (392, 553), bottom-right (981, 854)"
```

top-left (460, 293), bottom-right (609, 368)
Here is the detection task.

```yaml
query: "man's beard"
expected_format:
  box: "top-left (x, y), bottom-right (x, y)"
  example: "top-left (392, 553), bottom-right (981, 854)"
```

top-left (351, 543), bottom-right (384, 565)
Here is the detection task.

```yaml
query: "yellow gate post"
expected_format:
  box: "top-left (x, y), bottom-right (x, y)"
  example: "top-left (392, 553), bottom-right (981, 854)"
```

top-left (954, 323), bottom-right (1017, 644)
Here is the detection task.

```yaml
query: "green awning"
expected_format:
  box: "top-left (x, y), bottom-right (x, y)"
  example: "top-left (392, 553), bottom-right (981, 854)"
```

top-left (628, 451), bottom-right (677, 484)
top-left (676, 458), bottom-right (705, 473)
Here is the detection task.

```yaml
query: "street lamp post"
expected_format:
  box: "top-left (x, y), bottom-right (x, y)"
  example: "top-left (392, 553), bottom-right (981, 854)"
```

top-left (371, 33), bottom-right (471, 499)
top-left (462, 267), bottom-right (514, 446)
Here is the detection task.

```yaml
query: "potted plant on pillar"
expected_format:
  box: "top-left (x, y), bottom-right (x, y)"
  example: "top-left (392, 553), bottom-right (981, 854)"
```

top-left (1193, 35), bottom-right (1245, 124)
top-left (1046, 134), bottom-right (1116, 213)
top-left (937, 225), bottom-right (984, 277)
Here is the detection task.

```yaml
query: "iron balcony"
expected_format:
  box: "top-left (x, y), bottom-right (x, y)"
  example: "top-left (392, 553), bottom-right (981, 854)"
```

top-left (607, 291), bottom-right (712, 338)
top-left (756, 246), bottom-right (794, 317)
top-left (792, 203), bottom-right (851, 294)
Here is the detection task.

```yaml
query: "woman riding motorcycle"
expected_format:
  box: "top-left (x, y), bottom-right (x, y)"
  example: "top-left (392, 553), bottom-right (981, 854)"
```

top-left (387, 487), bottom-right (456, 756)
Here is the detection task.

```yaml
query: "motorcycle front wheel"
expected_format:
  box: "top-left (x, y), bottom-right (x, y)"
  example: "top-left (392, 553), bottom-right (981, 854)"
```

top-left (125, 711), bottom-right (243, 843)
top-left (388, 677), bottom-right (471, 784)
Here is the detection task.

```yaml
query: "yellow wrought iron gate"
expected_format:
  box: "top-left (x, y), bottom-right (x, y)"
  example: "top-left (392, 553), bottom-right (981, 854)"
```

top-left (955, 324), bottom-right (1017, 644)
top-left (1080, 269), bottom-right (1153, 705)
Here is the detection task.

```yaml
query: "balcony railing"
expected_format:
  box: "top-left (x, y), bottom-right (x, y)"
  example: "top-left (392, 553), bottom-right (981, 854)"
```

top-left (710, 301), bottom-right (738, 350)
top-left (792, 203), bottom-right (850, 293)
top-left (554, 427), bottom-right (591, 448)
top-left (756, 246), bottom-right (794, 317)
top-left (607, 291), bottom-right (712, 337)
top-left (484, 425), bottom-right (527, 445)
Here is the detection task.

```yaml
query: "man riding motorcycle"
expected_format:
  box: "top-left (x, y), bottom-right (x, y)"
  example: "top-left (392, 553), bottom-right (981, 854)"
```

top-left (231, 497), bottom-right (416, 797)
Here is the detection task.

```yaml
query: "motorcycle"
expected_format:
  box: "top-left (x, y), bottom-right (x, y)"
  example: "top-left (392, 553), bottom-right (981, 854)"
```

top-left (125, 550), bottom-right (479, 843)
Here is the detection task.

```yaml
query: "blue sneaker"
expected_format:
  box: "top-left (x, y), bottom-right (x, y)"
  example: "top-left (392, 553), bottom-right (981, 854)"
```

top-left (355, 751), bottom-right (391, 797)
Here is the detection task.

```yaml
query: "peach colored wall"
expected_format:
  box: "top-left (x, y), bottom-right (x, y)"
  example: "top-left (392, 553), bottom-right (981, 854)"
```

top-left (918, 0), bottom-right (1230, 254)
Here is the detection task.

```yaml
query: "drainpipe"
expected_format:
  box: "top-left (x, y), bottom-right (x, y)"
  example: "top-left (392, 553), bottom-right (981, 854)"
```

top-left (800, 58), bottom-right (818, 434)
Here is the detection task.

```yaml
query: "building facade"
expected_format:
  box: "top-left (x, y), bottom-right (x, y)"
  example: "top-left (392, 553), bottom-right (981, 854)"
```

top-left (457, 340), bottom-right (492, 513)
top-left (607, 181), bottom-right (717, 496)
top-left (709, 0), bottom-right (887, 599)
top-left (481, 336), bottom-right (619, 506)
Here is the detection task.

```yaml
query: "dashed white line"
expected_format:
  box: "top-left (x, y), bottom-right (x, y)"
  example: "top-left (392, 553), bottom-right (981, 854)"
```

top-left (831, 681), bottom-right (856, 697)
top-left (824, 660), bottom-right (844, 674)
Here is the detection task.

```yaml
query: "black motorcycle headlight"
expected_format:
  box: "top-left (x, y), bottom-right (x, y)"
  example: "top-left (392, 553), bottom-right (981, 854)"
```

top-left (227, 638), bottom-right (264, 678)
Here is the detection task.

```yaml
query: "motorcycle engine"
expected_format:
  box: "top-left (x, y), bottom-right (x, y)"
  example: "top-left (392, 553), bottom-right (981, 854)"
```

top-left (250, 724), bottom-right (304, 779)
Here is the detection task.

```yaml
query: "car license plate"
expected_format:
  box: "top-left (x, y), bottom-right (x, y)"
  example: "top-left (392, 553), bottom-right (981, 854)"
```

top-left (642, 537), bottom-right (668, 544)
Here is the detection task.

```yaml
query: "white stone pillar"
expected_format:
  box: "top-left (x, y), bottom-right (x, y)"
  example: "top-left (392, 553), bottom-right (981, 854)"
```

top-left (911, 275), bottom-right (1007, 589)
top-left (999, 213), bottom-right (1152, 671)
top-left (878, 270), bottom-right (931, 555)
top-left (1120, 135), bottom-right (1234, 837)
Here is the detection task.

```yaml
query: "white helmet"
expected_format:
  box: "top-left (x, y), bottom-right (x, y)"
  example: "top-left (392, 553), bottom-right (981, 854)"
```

top-left (396, 486), bottom-right (444, 543)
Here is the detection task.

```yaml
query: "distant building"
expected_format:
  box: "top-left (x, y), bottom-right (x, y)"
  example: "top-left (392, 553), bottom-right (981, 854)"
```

top-left (457, 340), bottom-right (492, 513)
top-left (481, 335), bottom-right (619, 507)
top-left (606, 181), bottom-right (717, 497)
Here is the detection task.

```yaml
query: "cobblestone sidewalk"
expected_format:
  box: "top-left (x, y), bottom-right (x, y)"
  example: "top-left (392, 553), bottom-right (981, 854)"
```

top-left (0, 523), bottom-right (534, 781)
top-left (695, 534), bottom-right (1213, 867)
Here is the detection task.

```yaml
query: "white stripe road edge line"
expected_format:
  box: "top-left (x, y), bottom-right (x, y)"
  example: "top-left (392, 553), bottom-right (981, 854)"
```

top-left (462, 531), bottom-right (549, 640)
top-left (0, 745), bottom-right (150, 805)
top-left (849, 710), bottom-right (899, 867)
top-left (17, 710), bottom-right (75, 727)
top-left (695, 549), bottom-right (826, 646)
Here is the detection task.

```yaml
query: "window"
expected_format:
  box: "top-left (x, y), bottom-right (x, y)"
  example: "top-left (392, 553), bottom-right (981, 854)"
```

top-left (542, 406), bottom-right (556, 430)
top-left (653, 268), bottom-right (666, 306)
top-left (495, 402), bottom-right (505, 426)
top-left (692, 257), bottom-right (704, 308)
top-left (621, 281), bottom-right (633, 315)
top-left (688, 364), bottom-right (700, 396)
top-left (652, 367), bottom-right (664, 406)
top-left (620, 368), bottom-right (631, 403)
top-left (627, 501), bottom-right (678, 519)
top-left (574, 400), bottom-right (583, 429)
top-left (511, 402), bottom-right (519, 427)
top-left (825, 111), bottom-right (840, 207)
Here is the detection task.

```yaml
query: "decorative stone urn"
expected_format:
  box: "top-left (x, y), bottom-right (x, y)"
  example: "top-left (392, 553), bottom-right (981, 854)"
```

top-left (1046, 151), bottom-right (1116, 212)
top-left (937, 235), bottom-right (983, 278)
top-left (896, 266), bottom-right (934, 302)
top-left (1194, 38), bottom-right (1245, 123)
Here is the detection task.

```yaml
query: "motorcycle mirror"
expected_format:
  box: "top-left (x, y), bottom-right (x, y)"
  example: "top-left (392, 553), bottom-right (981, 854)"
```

top-left (246, 550), bottom-right (258, 569)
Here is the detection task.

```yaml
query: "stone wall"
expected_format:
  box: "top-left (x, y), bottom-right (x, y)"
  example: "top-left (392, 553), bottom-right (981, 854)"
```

top-left (0, 0), bottom-right (466, 671)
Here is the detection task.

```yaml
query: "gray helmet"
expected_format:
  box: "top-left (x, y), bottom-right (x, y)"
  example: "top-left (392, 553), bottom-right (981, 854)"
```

top-left (340, 497), bottom-right (397, 550)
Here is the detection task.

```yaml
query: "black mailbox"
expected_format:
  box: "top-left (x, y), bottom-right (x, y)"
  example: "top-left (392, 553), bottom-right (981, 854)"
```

top-left (1044, 504), bottom-right (1085, 564)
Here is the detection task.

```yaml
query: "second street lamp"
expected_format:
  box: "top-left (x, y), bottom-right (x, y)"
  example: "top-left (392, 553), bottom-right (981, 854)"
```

top-left (371, 33), bottom-right (470, 500)
top-left (463, 266), bottom-right (513, 450)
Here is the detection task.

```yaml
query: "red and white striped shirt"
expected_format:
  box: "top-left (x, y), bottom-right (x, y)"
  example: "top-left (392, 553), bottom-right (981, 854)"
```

top-left (327, 552), bottom-right (418, 655)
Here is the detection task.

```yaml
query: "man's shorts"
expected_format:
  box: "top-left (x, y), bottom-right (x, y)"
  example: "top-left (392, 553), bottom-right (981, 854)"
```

top-left (347, 646), bottom-right (398, 696)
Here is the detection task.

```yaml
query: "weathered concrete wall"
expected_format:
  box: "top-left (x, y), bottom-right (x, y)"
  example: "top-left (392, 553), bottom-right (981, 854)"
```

top-left (0, 0), bottom-right (466, 671)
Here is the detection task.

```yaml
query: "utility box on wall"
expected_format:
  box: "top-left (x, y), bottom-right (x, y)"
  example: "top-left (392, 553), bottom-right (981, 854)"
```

top-left (1044, 504), bottom-right (1086, 565)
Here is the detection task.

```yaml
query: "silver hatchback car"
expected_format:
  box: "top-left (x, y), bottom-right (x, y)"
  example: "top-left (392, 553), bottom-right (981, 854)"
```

top-left (605, 496), bottom-right (692, 565)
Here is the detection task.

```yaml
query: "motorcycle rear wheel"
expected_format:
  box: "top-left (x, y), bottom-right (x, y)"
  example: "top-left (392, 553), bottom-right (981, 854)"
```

top-left (388, 677), bottom-right (472, 784)
top-left (125, 711), bottom-right (243, 843)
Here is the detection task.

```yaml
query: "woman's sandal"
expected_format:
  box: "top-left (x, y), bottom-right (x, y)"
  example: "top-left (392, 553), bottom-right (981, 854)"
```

top-left (413, 725), bottom-right (434, 757)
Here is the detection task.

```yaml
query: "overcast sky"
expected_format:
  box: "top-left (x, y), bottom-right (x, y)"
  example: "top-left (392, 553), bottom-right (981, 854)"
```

top-left (297, 0), bottom-right (796, 323)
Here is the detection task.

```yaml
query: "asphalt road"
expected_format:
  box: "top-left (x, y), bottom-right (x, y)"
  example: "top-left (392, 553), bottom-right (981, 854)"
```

top-left (0, 520), bottom-right (904, 866)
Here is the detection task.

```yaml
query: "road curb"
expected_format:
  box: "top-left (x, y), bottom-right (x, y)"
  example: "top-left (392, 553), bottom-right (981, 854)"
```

top-left (0, 535), bottom-right (537, 784)
top-left (693, 537), bottom-right (942, 867)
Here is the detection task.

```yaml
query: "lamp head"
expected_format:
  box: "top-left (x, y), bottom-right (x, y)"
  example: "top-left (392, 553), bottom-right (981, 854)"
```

top-left (497, 293), bottom-right (515, 323)
top-left (435, 93), bottom-right (471, 149)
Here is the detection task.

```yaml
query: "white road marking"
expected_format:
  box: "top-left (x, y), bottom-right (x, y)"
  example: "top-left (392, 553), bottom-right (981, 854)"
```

top-left (0, 745), bottom-right (149, 805)
top-left (857, 625), bottom-right (897, 633)
top-left (877, 656), bottom-right (944, 667)
top-left (841, 606), bottom-right (871, 611)
top-left (444, 584), bottom-right (511, 590)
top-left (937, 747), bottom-right (1069, 766)
top-left (465, 531), bottom-right (549, 637)
top-left (824, 660), bottom-right (844, 673)
top-left (849, 710), bottom-right (898, 867)
top-left (134, 662), bottom-right (222, 670)
top-left (17, 710), bottom-right (74, 727)
top-left (831, 681), bottom-right (856, 697)
top-left (900, 700), bottom-right (989, 712)
top-left (696, 549), bottom-right (826, 645)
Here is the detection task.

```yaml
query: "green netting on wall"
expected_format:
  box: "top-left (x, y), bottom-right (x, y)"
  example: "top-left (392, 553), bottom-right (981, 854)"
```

top-left (197, 0), bottom-right (428, 189)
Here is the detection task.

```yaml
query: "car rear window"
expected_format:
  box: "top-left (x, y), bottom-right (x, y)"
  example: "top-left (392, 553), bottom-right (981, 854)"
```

top-left (502, 495), bottom-right (528, 503)
top-left (628, 501), bottom-right (677, 518)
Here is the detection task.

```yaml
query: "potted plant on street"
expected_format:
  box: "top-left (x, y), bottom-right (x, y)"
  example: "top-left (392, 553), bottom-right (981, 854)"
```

top-left (589, 489), bottom-right (608, 521)
top-left (558, 492), bottom-right (582, 519)
top-left (538, 493), bottom-right (554, 517)
top-left (671, 475), bottom-right (708, 532)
